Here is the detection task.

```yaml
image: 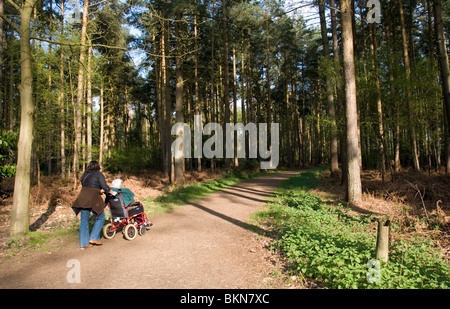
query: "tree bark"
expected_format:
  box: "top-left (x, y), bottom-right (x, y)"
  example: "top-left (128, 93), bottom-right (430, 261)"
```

top-left (382, 0), bottom-right (401, 172)
top-left (86, 44), bottom-right (92, 163)
top-left (375, 220), bottom-right (390, 263)
top-left (222, 0), bottom-right (231, 169)
top-left (163, 6), bottom-right (172, 182)
top-left (10, 0), bottom-right (39, 237)
top-left (73, 0), bottom-right (89, 187)
top-left (0, 0), bottom-right (3, 125)
top-left (174, 12), bottom-right (184, 185)
top-left (398, 0), bottom-right (420, 172)
top-left (433, 0), bottom-right (450, 173)
top-left (369, 24), bottom-right (386, 183)
top-left (341, 0), bottom-right (362, 204)
top-left (194, 13), bottom-right (202, 172)
top-left (59, 0), bottom-right (66, 179)
top-left (319, 0), bottom-right (339, 177)
top-left (99, 84), bottom-right (104, 167)
top-left (233, 47), bottom-right (238, 167)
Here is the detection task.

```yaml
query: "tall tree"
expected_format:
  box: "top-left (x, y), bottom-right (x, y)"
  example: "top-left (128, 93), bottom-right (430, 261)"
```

top-left (174, 9), bottom-right (184, 184)
top-left (341, 0), bottom-right (362, 203)
top-left (1, 0), bottom-right (39, 237)
top-left (222, 0), bottom-right (231, 169)
top-left (398, 0), bottom-right (420, 172)
top-left (433, 0), bottom-right (450, 172)
top-left (369, 23), bottom-right (386, 182)
top-left (73, 0), bottom-right (90, 187)
top-left (318, 0), bottom-right (339, 177)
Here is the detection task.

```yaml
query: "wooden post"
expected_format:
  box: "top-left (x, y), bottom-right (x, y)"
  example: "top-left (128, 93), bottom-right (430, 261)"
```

top-left (376, 219), bottom-right (390, 262)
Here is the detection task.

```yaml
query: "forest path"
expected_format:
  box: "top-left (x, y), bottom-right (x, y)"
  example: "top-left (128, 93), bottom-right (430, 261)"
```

top-left (0, 170), bottom-right (301, 289)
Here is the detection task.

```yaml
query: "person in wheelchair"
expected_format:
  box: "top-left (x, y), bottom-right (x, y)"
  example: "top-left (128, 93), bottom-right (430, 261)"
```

top-left (110, 179), bottom-right (149, 220)
top-left (110, 179), bottom-right (134, 207)
top-left (102, 179), bottom-right (152, 241)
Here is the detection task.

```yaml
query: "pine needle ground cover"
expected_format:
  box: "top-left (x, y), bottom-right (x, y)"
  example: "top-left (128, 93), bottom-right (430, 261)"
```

top-left (254, 170), bottom-right (450, 289)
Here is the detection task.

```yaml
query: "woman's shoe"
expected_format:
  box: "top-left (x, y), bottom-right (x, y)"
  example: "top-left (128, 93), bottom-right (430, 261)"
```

top-left (89, 240), bottom-right (103, 246)
top-left (80, 244), bottom-right (93, 250)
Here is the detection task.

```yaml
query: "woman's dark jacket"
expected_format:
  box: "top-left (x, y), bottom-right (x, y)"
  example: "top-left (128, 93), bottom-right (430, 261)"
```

top-left (72, 171), bottom-right (112, 216)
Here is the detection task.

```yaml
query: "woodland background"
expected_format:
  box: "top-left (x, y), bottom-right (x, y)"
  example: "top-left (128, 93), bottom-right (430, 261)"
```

top-left (1, 0), bottom-right (450, 236)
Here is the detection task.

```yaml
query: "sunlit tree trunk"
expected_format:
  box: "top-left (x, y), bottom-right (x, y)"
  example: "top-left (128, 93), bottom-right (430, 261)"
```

top-left (174, 12), bottom-right (184, 185)
top-left (73, 0), bottom-right (89, 187)
top-left (9, 0), bottom-right (39, 237)
top-left (99, 84), bottom-right (104, 167)
top-left (86, 44), bottom-right (93, 163)
top-left (58, 0), bottom-right (66, 179)
top-left (341, 0), bottom-right (362, 204)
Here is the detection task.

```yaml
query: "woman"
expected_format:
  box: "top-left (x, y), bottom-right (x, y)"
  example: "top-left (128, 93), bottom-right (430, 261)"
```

top-left (72, 161), bottom-right (117, 250)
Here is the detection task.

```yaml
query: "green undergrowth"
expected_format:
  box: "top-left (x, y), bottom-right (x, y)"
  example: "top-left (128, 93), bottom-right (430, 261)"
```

top-left (254, 170), bottom-right (450, 289)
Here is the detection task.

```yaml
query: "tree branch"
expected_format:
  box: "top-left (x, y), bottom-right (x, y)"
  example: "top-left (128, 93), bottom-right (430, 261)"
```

top-left (30, 35), bottom-right (199, 59)
top-left (5, 0), bottom-right (21, 12)
top-left (0, 12), bottom-right (21, 35)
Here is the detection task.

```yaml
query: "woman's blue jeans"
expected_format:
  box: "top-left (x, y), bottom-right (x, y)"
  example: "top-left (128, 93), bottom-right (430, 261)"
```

top-left (79, 209), bottom-right (105, 247)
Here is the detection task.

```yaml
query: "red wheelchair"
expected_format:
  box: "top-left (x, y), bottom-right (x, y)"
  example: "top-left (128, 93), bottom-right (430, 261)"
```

top-left (102, 192), bottom-right (152, 241)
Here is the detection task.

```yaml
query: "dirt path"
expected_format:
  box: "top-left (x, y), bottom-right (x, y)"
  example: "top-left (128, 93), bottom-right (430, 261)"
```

top-left (0, 170), bottom-right (300, 289)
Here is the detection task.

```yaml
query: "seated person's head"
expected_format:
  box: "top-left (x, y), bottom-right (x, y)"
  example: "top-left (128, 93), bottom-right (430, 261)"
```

top-left (111, 179), bottom-right (123, 189)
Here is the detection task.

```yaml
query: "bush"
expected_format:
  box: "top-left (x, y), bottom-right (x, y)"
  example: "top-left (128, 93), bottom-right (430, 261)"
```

top-left (103, 146), bottom-right (160, 173)
top-left (0, 131), bottom-right (18, 181)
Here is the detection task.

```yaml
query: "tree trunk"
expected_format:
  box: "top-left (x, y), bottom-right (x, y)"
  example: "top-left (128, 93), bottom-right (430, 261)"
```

top-left (163, 5), bottom-right (172, 182)
top-left (375, 220), bottom-right (390, 262)
top-left (59, 0), bottom-right (65, 179)
top-left (0, 0), bottom-right (3, 117)
top-left (369, 24), bottom-right (386, 183)
top-left (331, 0), bottom-right (347, 184)
top-left (233, 47), bottom-right (238, 167)
top-left (222, 0), bottom-right (230, 169)
top-left (174, 12), bottom-right (184, 185)
top-left (73, 0), bottom-right (89, 186)
top-left (319, 0), bottom-right (339, 177)
top-left (86, 44), bottom-right (92, 163)
top-left (10, 0), bottom-right (39, 237)
top-left (382, 0), bottom-right (401, 172)
top-left (265, 7), bottom-right (272, 164)
top-left (194, 13), bottom-right (202, 172)
top-left (341, 0), bottom-right (362, 204)
top-left (398, 0), bottom-right (420, 172)
top-left (99, 84), bottom-right (104, 167)
top-left (433, 0), bottom-right (450, 173)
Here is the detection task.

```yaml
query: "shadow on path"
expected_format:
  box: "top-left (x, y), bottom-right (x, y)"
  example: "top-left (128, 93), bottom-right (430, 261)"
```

top-left (189, 201), bottom-right (267, 236)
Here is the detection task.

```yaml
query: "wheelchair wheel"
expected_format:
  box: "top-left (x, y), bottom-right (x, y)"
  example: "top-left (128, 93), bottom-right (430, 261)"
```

top-left (102, 223), bottom-right (116, 239)
top-left (123, 224), bottom-right (137, 240)
top-left (138, 224), bottom-right (146, 236)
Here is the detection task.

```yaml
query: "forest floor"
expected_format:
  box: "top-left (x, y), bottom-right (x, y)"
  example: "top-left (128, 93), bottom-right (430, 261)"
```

top-left (0, 167), bottom-right (449, 289)
top-left (315, 169), bottom-right (450, 258)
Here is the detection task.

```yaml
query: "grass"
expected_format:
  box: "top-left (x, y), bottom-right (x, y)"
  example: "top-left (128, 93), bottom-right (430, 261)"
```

top-left (3, 227), bottom-right (78, 261)
top-left (254, 170), bottom-right (450, 289)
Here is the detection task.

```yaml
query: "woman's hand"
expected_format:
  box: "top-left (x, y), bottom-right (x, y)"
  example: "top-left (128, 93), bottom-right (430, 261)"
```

top-left (110, 191), bottom-right (117, 196)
